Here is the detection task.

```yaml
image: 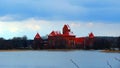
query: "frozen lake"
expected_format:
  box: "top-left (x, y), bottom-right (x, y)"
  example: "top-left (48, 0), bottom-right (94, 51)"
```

top-left (0, 50), bottom-right (119, 68)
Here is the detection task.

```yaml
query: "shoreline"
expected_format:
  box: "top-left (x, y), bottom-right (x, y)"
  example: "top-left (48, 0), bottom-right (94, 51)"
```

top-left (0, 49), bottom-right (82, 52)
top-left (0, 49), bottom-right (119, 53)
top-left (101, 50), bottom-right (120, 53)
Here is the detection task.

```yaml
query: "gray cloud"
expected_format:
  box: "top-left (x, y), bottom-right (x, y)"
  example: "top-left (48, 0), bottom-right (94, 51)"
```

top-left (0, 0), bottom-right (120, 22)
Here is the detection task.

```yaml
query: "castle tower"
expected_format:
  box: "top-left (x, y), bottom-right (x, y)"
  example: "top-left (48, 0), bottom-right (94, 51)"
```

top-left (63, 24), bottom-right (71, 34)
top-left (89, 32), bottom-right (94, 39)
top-left (34, 33), bottom-right (41, 39)
top-left (88, 32), bottom-right (94, 49)
top-left (32, 33), bottom-right (43, 49)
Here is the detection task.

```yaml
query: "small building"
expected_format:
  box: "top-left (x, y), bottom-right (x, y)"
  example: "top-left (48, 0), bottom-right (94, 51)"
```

top-left (88, 32), bottom-right (95, 48)
top-left (32, 33), bottom-right (43, 49)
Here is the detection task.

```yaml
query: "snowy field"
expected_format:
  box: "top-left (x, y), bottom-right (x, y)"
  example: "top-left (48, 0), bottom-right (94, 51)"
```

top-left (0, 50), bottom-right (119, 68)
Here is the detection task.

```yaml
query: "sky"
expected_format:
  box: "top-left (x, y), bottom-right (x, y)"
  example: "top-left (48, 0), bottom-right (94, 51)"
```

top-left (0, 0), bottom-right (120, 39)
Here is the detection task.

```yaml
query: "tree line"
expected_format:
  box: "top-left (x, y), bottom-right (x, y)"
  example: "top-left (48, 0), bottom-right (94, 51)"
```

top-left (92, 37), bottom-right (120, 50)
top-left (0, 36), bottom-right (32, 49)
top-left (0, 36), bottom-right (120, 50)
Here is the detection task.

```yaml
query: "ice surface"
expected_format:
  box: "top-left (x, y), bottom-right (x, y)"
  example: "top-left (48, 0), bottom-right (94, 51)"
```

top-left (0, 50), bottom-right (119, 68)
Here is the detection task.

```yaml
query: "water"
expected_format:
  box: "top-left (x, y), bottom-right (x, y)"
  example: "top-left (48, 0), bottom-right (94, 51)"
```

top-left (0, 50), bottom-right (119, 68)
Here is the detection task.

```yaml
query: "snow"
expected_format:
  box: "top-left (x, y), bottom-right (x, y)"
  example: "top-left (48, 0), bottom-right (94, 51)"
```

top-left (0, 50), bottom-right (119, 68)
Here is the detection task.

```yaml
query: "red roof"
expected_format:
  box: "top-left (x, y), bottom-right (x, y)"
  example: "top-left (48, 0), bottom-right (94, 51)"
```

top-left (89, 32), bottom-right (94, 38)
top-left (63, 24), bottom-right (71, 34)
top-left (34, 33), bottom-right (41, 39)
top-left (64, 24), bottom-right (70, 30)
top-left (49, 31), bottom-right (61, 36)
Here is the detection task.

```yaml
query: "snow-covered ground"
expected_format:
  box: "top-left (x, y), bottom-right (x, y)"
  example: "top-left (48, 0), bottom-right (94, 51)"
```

top-left (0, 50), bottom-right (119, 68)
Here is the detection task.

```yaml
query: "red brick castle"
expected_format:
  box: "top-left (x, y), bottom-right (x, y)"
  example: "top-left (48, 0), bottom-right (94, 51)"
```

top-left (32, 24), bottom-right (94, 49)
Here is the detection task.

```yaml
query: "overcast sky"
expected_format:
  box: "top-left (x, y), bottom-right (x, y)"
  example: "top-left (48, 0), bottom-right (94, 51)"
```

top-left (0, 0), bottom-right (120, 39)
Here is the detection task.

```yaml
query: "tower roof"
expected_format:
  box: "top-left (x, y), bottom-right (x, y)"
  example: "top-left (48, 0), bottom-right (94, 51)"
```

top-left (89, 32), bottom-right (94, 38)
top-left (34, 33), bottom-right (41, 39)
top-left (49, 31), bottom-right (61, 36)
top-left (62, 24), bottom-right (75, 36)
top-left (63, 24), bottom-right (70, 30)
top-left (65, 24), bottom-right (70, 29)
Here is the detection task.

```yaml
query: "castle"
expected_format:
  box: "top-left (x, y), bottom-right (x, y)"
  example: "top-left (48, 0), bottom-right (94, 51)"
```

top-left (32, 24), bottom-right (94, 49)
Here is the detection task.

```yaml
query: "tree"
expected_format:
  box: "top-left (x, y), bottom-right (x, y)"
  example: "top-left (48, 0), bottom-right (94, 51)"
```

top-left (22, 35), bottom-right (27, 48)
top-left (0, 38), bottom-right (6, 49)
top-left (93, 38), bottom-right (111, 50)
top-left (117, 37), bottom-right (120, 50)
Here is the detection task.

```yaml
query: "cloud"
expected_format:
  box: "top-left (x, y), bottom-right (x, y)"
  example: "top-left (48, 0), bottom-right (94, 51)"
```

top-left (0, 15), bottom-right (15, 21)
top-left (9, 26), bottom-right (19, 33)
top-left (0, 0), bottom-right (120, 22)
top-left (0, 19), bottom-right (41, 32)
top-left (67, 21), bottom-right (120, 37)
top-left (0, 16), bottom-right (65, 39)
top-left (86, 22), bottom-right (94, 27)
top-left (70, 23), bottom-right (81, 28)
top-left (0, 15), bottom-right (120, 39)
top-left (0, 0), bottom-right (120, 39)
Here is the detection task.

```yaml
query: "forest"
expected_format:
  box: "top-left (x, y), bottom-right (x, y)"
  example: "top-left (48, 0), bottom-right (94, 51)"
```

top-left (0, 36), bottom-right (120, 50)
